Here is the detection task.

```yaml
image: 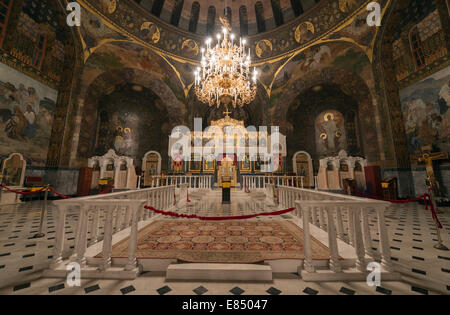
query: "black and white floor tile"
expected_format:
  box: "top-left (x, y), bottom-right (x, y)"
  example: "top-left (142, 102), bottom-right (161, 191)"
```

top-left (0, 195), bottom-right (448, 295)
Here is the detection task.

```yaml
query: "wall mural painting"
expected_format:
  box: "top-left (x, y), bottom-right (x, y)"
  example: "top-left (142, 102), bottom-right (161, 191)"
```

top-left (80, 8), bottom-right (127, 57)
top-left (0, 63), bottom-right (57, 165)
top-left (84, 41), bottom-right (182, 97)
top-left (271, 42), bottom-right (372, 98)
top-left (400, 66), bottom-right (450, 156)
top-left (95, 84), bottom-right (169, 160)
top-left (315, 110), bottom-right (347, 156)
top-left (391, 3), bottom-right (446, 84)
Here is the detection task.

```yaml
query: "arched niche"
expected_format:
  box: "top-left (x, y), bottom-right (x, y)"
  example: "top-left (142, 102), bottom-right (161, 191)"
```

top-left (142, 151), bottom-right (162, 186)
top-left (292, 151), bottom-right (313, 187)
top-left (77, 68), bottom-right (178, 165)
top-left (277, 66), bottom-right (380, 162)
top-left (1, 153), bottom-right (26, 187)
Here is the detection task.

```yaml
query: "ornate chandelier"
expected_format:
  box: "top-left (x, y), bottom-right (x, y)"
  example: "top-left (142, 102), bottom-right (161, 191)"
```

top-left (194, 17), bottom-right (258, 110)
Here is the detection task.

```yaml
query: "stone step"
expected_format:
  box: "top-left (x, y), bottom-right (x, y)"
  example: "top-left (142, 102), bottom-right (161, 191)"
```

top-left (166, 263), bottom-right (272, 281)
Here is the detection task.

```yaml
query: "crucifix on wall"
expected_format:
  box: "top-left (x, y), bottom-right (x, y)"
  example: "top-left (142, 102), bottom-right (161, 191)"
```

top-left (416, 145), bottom-right (448, 197)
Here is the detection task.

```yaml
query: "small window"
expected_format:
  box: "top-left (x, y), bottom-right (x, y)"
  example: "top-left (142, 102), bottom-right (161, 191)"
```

top-left (151, 0), bottom-right (165, 17)
top-left (410, 27), bottom-right (426, 69)
top-left (0, 0), bottom-right (13, 48)
top-left (224, 6), bottom-right (232, 26)
top-left (271, 0), bottom-right (284, 27)
top-left (290, 0), bottom-right (304, 17)
top-left (170, 0), bottom-right (184, 26)
top-left (206, 6), bottom-right (216, 35)
top-left (188, 2), bottom-right (200, 33)
top-left (255, 2), bottom-right (266, 33)
top-left (239, 6), bottom-right (248, 36)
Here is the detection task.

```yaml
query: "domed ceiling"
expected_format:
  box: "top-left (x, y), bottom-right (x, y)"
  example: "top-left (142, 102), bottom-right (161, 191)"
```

top-left (132, 0), bottom-right (322, 35)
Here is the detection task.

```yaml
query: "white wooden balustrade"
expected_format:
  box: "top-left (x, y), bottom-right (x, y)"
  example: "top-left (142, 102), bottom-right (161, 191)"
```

top-left (271, 185), bottom-right (400, 281)
top-left (44, 185), bottom-right (177, 279)
top-left (145, 175), bottom-right (212, 189)
top-left (242, 175), bottom-right (305, 191)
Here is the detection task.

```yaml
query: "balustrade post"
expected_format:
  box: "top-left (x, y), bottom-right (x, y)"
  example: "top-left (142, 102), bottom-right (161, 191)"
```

top-left (75, 205), bottom-right (90, 267)
top-left (163, 188), bottom-right (168, 209)
top-left (99, 205), bottom-right (114, 271)
top-left (89, 207), bottom-right (100, 245)
top-left (335, 206), bottom-right (345, 241)
top-left (50, 204), bottom-right (68, 269)
top-left (143, 192), bottom-right (150, 220)
top-left (125, 201), bottom-right (144, 271)
top-left (362, 207), bottom-right (378, 261)
top-left (326, 206), bottom-right (342, 273)
top-left (156, 189), bottom-right (161, 209)
top-left (124, 205), bottom-right (131, 228)
top-left (347, 206), bottom-right (355, 246)
top-left (298, 202), bottom-right (315, 273)
top-left (318, 207), bottom-right (325, 229)
top-left (352, 206), bottom-right (366, 271)
top-left (311, 206), bottom-right (318, 225)
top-left (376, 205), bottom-right (393, 271)
top-left (114, 206), bottom-right (122, 231)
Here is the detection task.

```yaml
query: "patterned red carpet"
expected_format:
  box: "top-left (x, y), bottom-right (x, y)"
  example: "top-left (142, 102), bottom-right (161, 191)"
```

top-left (107, 220), bottom-right (332, 263)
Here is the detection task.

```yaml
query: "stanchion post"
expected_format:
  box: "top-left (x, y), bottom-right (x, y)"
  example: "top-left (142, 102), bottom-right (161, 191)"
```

top-left (428, 191), bottom-right (448, 251)
top-left (33, 184), bottom-right (49, 238)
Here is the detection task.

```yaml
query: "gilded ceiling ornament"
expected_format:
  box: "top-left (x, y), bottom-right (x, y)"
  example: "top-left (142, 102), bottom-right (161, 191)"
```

top-left (255, 39), bottom-right (273, 58)
top-left (181, 39), bottom-right (199, 56)
top-left (140, 22), bottom-right (160, 44)
top-left (338, 0), bottom-right (359, 13)
top-left (295, 22), bottom-right (315, 43)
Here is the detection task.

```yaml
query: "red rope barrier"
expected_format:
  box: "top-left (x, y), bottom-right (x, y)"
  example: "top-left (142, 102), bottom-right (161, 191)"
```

top-left (48, 187), bottom-right (72, 199)
top-left (354, 190), bottom-right (442, 229)
top-left (145, 205), bottom-right (296, 221)
top-left (186, 188), bottom-right (191, 203)
top-left (244, 178), bottom-right (250, 193)
top-left (1, 184), bottom-right (46, 195)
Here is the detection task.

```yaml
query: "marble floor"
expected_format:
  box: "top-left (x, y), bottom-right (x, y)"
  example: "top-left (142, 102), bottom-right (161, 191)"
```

top-left (0, 191), bottom-right (449, 295)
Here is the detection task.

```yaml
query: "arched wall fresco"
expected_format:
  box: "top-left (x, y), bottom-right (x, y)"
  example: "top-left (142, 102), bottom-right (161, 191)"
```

top-left (272, 66), bottom-right (380, 162)
top-left (76, 67), bottom-right (184, 164)
top-left (66, 40), bottom-right (187, 167)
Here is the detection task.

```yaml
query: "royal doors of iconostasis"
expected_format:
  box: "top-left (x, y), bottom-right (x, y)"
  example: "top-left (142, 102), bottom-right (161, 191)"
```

top-left (218, 157), bottom-right (237, 187)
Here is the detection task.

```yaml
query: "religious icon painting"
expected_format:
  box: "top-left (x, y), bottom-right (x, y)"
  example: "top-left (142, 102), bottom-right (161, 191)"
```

top-left (239, 154), bottom-right (251, 173)
top-left (203, 155), bottom-right (216, 173)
